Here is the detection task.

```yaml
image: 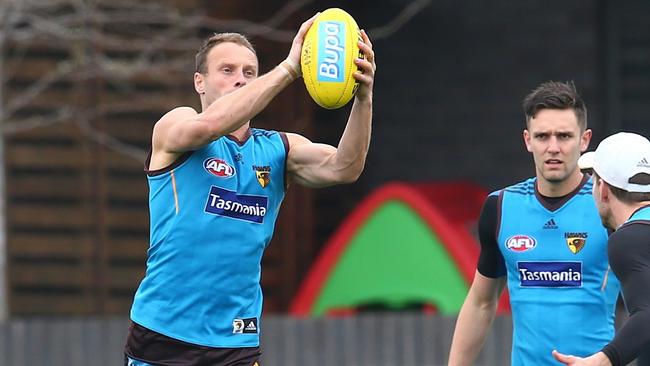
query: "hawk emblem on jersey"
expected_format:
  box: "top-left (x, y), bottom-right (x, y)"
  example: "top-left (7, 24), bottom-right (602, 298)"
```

top-left (565, 232), bottom-right (588, 254)
top-left (233, 319), bottom-right (245, 334)
top-left (253, 165), bottom-right (271, 188)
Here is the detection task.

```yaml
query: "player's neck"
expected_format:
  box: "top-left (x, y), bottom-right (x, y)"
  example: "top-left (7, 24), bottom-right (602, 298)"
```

top-left (537, 170), bottom-right (584, 197)
top-left (229, 123), bottom-right (252, 141)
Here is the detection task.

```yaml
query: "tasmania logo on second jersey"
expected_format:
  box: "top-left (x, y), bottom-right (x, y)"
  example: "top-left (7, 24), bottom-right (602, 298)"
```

top-left (506, 235), bottom-right (537, 252)
top-left (518, 261), bottom-right (582, 287)
top-left (204, 158), bottom-right (236, 178)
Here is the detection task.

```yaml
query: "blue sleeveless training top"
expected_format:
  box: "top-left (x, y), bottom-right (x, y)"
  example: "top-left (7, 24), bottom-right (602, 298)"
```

top-left (131, 128), bottom-right (288, 348)
top-left (495, 176), bottom-right (619, 365)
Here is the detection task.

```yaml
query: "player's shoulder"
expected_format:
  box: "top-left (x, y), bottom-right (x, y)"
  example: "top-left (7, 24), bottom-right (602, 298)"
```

top-left (160, 106), bottom-right (198, 122)
top-left (249, 129), bottom-right (291, 156)
top-left (501, 177), bottom-right (536, 196)
top-left (579, 174), bottom-right (594, 193)
top-left (281, 131), bottom-right (311, 148)
top-left (615, 219), bottom-right (650, 238)
top-left (251, 127), bottom-right (276, 137)
top-left (484, 177), bottom-right (535, 201)
top-left (608, 220), bottom-right (650, 262)
top-left (250, 128), bottom-right (287, 145)
top-left (153, 106), bottom-right (198, 131)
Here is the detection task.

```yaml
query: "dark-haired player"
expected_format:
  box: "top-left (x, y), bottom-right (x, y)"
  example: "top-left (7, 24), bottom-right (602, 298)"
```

top-left (449, 81), bottom-right (620, 366)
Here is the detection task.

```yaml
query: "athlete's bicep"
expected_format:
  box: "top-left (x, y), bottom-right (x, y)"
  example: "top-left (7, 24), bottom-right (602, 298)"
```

top-left (285, 133), bottom-right (340, 188)
top-left (476, 194), bottom-right (507, 278)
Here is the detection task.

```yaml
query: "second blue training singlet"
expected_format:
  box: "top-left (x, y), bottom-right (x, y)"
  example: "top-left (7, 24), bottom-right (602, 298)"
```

top-left (496, 176), bottom-right (620, 366)
top-left (131, 128), bottom-right (288, 348)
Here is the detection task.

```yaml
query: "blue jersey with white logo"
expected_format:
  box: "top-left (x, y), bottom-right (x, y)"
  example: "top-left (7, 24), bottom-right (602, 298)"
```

top-left (496, 176), bottom-right (620, 366)
top-left (131, 128), bottom-right (288, 348)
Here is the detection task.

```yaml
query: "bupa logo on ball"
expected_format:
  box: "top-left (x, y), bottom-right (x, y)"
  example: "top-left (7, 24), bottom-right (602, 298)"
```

top-left (317, 21), bottom-right (345, 82)
top-left (506, 234), bottom-right (537, 252)
top-left (204, 158), bottom-right (235, 178)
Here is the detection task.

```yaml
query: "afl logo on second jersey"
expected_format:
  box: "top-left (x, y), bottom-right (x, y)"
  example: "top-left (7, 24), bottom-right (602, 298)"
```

top-left (506, 235), bottom-right (537, 252)
top-left (204, 158), bottom-right (235, 178)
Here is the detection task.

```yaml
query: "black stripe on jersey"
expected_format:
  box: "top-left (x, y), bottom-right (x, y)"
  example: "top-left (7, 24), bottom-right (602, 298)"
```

top-left (509, 182), bottom-right (532, 190)
top-left (505, 189), bottom-right (534, 195)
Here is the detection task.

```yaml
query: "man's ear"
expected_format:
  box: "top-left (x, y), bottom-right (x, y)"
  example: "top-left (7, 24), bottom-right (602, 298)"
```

top-left (599, 180), bottom-right (611, 202)
top-left (523, 129), bottom-right (532, 153)
top-left (194, 72), bottom-right (205, 95)
top-left (580, 129), bottom-right (592, 152)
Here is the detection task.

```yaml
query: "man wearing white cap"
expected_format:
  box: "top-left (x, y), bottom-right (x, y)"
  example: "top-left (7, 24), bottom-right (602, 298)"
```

top-left (553, 132), bottom-right (650, 366)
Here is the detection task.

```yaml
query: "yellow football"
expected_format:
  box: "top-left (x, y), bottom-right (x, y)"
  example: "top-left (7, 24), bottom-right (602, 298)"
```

top-left (300, 8), bottom-right (362, 109)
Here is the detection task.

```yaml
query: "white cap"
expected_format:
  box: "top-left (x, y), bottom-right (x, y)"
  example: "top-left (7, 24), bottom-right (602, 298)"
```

top-left (578, 132), bottom-right (650, 193)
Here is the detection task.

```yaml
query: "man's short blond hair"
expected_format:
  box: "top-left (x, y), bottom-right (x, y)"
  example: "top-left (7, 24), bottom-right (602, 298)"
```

top-left (195, 33), bottom-right (256, 74)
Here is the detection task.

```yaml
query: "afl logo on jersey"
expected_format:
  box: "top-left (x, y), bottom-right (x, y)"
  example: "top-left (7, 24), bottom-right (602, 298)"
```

top-left (204, 158), bottom-right (235, 178)
top-left (506, 235), bottom-right (537, 252)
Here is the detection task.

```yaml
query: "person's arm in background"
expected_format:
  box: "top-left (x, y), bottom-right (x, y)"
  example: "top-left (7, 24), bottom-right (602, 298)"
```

top-left (448, 195), bottom-right (508, 366)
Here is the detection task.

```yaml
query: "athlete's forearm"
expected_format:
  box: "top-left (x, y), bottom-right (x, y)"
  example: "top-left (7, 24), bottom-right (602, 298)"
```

top-left (448, 299), bottom-right (497, 366)
top-left (328, 95), bottom-right (372, 182)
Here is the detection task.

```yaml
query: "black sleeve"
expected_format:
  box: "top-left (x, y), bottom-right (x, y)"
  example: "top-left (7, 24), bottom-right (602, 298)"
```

top-left (476, 194), bottom-right (507, 278)
top-left (601, 222), bottom-right (650, 366)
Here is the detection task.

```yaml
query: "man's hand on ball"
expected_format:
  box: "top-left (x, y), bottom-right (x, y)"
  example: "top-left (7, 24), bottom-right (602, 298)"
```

top-left (354, 29), bottom-right (376, 100)
top-left (286, 12), bottom-right (320, 77)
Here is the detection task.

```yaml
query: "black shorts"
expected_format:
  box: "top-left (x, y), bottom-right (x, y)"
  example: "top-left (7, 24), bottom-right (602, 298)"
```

top-left (124, 321), bottom-right (261, 366)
